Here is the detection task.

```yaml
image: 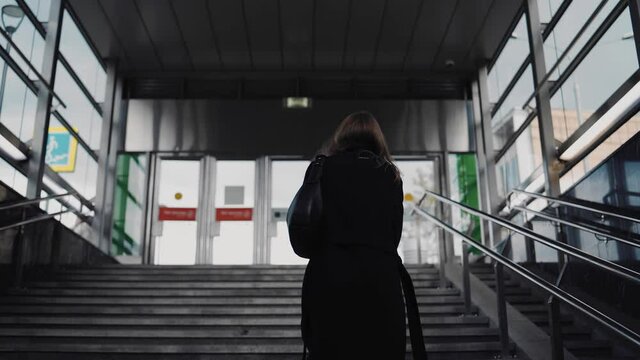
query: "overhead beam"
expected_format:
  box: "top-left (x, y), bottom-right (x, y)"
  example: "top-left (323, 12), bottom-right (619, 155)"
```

top-left (122, 70), bottom-right (469, 81)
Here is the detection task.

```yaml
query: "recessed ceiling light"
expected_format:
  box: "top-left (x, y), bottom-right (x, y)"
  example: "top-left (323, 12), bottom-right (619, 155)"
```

top-left (284, 97), bottom-right (312, 109)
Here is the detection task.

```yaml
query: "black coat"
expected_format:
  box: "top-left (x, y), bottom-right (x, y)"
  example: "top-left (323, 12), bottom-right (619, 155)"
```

top-left (300, 148), bottom-right (423, 359)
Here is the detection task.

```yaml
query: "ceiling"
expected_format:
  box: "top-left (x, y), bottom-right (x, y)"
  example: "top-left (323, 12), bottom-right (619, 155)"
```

top-left (68, 0), bottom-right (524, 99)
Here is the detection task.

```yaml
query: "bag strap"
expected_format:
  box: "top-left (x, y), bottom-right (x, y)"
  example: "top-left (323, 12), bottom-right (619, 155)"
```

top-left (397, 256), bottom-right (428, 359)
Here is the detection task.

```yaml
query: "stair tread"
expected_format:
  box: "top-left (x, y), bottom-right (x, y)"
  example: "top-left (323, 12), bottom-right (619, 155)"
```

top-left (0, 295), bottom-right (465, 305)
top-left (0, 327), bottom-right (499, 338)
top-left (0, 304), bottom-right (478, 315)
top-left (0, 314), bottom-right (491, 326)
top-left (2, 264), bottom-right (510, 359)
top-left (0, 340), bottom-right (507, 353)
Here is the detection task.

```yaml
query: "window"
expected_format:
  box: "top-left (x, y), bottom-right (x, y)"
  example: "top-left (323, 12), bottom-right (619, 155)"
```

top-left (47, 117), bottom-right (98, 200)
top-left (0, 156), bottom-right (26, 195)
top-left (550, 8), bottom-right (638, 143)
top-left (0, 0), bottom-right (46, 80)
top-left (53, 62), bottom-right (102, 149)
top-left (560, 110), bottom-right (640, 192)
top-left (488, 15), bottom-right (531, 104)
top-left (491, 65), bottom-right (536, 150)
top-left (59, 11), bottom-right (106, 103)
top-left (544, 0), bottom-right (618, 80)
top-left (24, 0), bottom-right (52, 22)
top-left (537, 0), bottom-right (564, 24)
top-left (495, 118), bottom-right (543, 198)
top-left (0, 61), bottom-right (37, 142)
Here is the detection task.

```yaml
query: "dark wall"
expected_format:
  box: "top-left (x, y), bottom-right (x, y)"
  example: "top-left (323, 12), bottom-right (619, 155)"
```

top-left (125, 99), bottom-right (471, 157)
top-left (0, 181), bottom-right (117, 269)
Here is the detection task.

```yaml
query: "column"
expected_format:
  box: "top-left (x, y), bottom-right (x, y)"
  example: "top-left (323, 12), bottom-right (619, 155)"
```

top-left (26, 0), bottom-right (63, 198)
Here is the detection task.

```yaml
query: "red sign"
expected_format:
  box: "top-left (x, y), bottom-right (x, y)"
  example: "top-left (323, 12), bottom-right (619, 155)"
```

top-left (159, 207), bottom-right (197, 221)
top-left (216, 208), bottom-right (253, 221)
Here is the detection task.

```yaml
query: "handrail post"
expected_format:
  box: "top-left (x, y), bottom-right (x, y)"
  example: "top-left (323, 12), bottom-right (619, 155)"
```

top-left (494, 262), bottom-right (511, 357)
top-left (12, 207), bottom-right (27, 288)
top-left (548, 295), bottom-right (564, 360)
top-left (438, 233), bottom-right (447, 288)
top-left (462, 242), bottom-right (472, 315)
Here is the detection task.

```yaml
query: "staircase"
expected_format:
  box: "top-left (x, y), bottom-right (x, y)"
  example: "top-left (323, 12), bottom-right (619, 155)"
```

top-left (469, 263), bottom-right (639, 360)
top-left (0, 264), bottom-right (512, 359)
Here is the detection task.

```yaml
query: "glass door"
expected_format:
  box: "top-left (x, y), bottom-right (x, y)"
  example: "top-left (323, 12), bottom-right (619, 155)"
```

top-left (212, 160), bottom-right (255, 264)
top-left (152, 158), bottom-right (202, 265)
top-left (396, 159), bottom-right (439, 264)
top-left (270, 160), bottom-right (309, 265)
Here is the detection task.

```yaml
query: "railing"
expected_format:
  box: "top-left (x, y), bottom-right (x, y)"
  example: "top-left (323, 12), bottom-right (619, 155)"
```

top-left (509, 189), bottom-right (640, 224)
top-left (0, 192), bottom-right (85, 287)
top-left (411, 189), bottom-right (640, 360)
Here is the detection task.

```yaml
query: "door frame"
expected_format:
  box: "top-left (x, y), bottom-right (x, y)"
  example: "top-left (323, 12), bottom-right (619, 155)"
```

top-left (145, 152), bottom-right (217, 265)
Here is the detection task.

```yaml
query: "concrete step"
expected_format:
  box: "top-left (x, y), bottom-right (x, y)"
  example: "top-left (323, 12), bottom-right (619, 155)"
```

top-left (6, 287), bottom-right (462, 297)
top-left (43, 273), bottom-right (443, 282)
top-left (0, 295), bottom-right (466, 306)
top-left (0, 314), bottom-right (490, 327)
top-left (0, 326), bottom-right (499, 341)
top-left (0, 304), bottom-right (479, 316)
top-left (479, 279), bottom-right (522, 288)
top-left (505, 294), bottom-right (545, 304)
top-left (50, 266), bottom-right (435, 274)
top-left (24, 279), bottom-right (445, 289)
top-left (513, 303), bottom-right (549, 314)
top-left (564, 340), bottom-right (613, 357)
top-left (0, 339), bottom-right (508, 357)
top-left (527, 314), bottom-right (574, 326)
top-left (57, 264), bottom-right (434, 269)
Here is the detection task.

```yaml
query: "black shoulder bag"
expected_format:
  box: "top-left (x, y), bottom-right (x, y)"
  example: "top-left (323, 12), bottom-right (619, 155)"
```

top-left (286, 154), bottom-right (326, 259)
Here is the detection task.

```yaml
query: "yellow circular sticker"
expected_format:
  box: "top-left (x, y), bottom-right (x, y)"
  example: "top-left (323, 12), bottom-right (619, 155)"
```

top-left (174, 192), bottom-right (183, 200)
top-left (404, 193), bottom-right (414, 202)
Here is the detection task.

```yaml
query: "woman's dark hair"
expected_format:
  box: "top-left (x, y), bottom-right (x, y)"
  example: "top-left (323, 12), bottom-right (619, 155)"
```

top-left (326, 111), bottom-right (400, 181)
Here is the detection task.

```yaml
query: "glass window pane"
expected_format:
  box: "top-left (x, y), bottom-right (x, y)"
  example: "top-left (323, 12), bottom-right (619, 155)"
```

top-left (495, 118), bottom-right (543, 198)
top-left (0, 62), bottom-right (37, 142)
top-left (537, 0), bottom-right (564, 24)
top-left (0, 156), bottom-right (26, 195)
top-left (0, 0), bottom-right (46, 80)
top-left (53, 62), bottom-right (102, 149)
top-left (491, 65), bottom-right (536, 150)
top-left (24, 0), bottom-right (52, 22)
top-left (560, 111), bottom-right (640, 192)
top-left (544, 0), bottom-right (618, 80)
top-left (551, 8), bottom-right (638, 143)
top-left (59, 11), bottom-right (106, 103)
top-left (47, 117), bottom-right (98, 200)
top-left (488, 15), bottom-right (530, 103)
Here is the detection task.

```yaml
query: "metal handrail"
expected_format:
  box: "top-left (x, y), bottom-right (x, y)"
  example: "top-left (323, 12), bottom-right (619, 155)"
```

top-left (510, 189), bottom-right (640, 224)
top-left (513, 205), bottom-right (640, 250)
top-left (0, 192), bottom-right (76, 212)
top-left (0, 209), bottom-right (72, 232)
top-left (424, 189), bottom-right (640, 285)
top-left (411, 203), bottom-right (640, 350)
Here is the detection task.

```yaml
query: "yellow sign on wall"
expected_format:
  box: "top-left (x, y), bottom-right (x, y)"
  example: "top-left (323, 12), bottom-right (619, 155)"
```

top-left (45, 126), bottom-right (79, 173)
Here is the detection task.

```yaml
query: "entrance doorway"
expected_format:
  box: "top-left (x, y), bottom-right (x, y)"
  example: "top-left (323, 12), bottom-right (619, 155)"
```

top-left (146, 155), bottom-right (439, 265)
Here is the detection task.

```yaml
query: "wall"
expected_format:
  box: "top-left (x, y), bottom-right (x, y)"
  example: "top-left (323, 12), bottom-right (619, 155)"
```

top-left (0, 181), bottom-right (117, 270)
top-left (125, 99), bottom-right (471, 157)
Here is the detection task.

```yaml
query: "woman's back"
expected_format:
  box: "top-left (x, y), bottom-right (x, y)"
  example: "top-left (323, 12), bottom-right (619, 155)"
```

top-left (320, 149), bottom-right (403, 252)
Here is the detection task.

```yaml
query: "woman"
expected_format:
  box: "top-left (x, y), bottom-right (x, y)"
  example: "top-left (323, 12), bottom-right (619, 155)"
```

top-left (299, 112), bottom-right (426, 359)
